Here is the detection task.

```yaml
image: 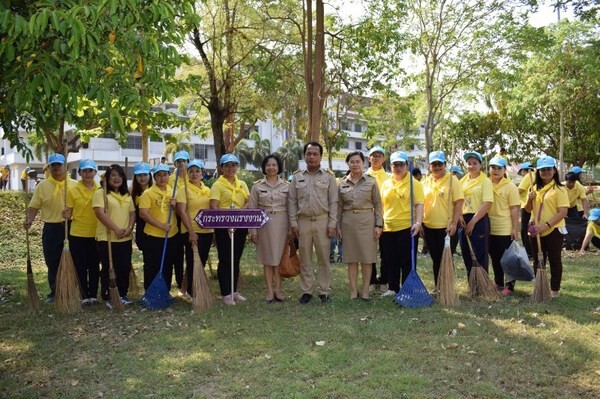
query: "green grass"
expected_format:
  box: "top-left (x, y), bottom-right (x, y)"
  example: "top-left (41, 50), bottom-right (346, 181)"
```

top-left (1, 191), bottom-right (599, 398)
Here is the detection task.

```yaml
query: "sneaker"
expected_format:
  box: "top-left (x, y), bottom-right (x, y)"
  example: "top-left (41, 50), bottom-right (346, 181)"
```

top-left (233, 292), bottom-right (247, 302)
top-left (89, 298), bottom-right (99, 305)
top-left (329, 256), bottom-right (335, 262)
top-left (222, 295), bottom-right (236, 305)
top-left (299, 293), bottom-right (313, 304)
top-left (381, 289), bottom-right (396, 297)
top-left (44, 296), bottom-right (55, 304)
top-left (379, 284), bottom-right (389, 293)
top-left (551, 290), bottom-right (560, 298)
top-left (501, 287), bottom-right (512, 296)
top-left (121, 296), bottom-right (133, 305)
top-left (81, 298), bottom-right (91, 306)
top-left (105, 300), bottom-right (113, 310)
top-left (319, 294), bottom-right (331, 303)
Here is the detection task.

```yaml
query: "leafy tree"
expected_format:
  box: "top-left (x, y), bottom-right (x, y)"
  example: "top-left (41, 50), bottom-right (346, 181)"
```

top-left (237, 132), bottom-right (271, 169)
top-left (275, 139), bottom-right (304, 177)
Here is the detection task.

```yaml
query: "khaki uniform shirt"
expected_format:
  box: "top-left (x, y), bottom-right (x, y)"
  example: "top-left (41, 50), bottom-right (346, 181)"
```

top-left (248, 178), bottom-right (289, 212)
top-left (288, 168), bottom-right (338, 229)
top-left (337, 174), bottom-right (383, 228)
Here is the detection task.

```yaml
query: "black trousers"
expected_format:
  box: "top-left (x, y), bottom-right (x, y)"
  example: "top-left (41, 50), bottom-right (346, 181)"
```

top-left (143, 235), bottom-right (176, 291)
top-left (488, 235), bottom-right (514, 289)
top-left (423, 225), bottom-right (448, 286)
top-left (520, 209), bottom-right (532, 258)
top-left (183, 232), bottom-right (213, 295)
top-left (42, 222), bottom-right (66, 297)
top-left (97, 240), bottom-right (131, 299)
top-left (214, 228), bottom-right (247, 296)
top-left (459, 214), bottom-right (490, 274)
top-left (529, 229), bottom-right (564, 291)
top-left (69, 235), bottom-right (100, 299)
top-left (592, 236), bottom-right (600, 250)
top-left (381, 229), bottom-right (416, 292)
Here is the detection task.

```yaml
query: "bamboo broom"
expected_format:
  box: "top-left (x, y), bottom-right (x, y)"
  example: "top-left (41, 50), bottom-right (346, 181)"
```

top-left (24, 185), bottom-right (42, 311)
top-left (466, 234), bottom-right (499, 301)
top-left (531, 175), bottom-right (551, 303)
top-left (124, 156), bottom-right (140, 297)
top-left (437, 145), bottom-right (459, 306)
top-left (192, 243), bottom-right (214, 311)
top-left (103, 173), bottom-right (124, 310)
top-left (55, 140), bottom-right (81, 314)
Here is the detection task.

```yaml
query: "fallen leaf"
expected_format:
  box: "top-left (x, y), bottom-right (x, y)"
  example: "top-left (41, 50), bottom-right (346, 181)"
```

top-left (442, 343), bottom-right (459, 350)
top-left (467, 351), bottom-right (477, 355)
top-left (315, 341), bottom-right (325, 346)
top-left (70, 380), bottom-right (79, 386)
top-left (264, 354), bottom-right (272, 359)
top-left (536, 322), bottom-right (546, 328)
top-left (458, 322), bottom-right (466, 329)
top-left (594, 370), bottom-right (600, 376)
top-left (448, 329), bottom-right (457, 336)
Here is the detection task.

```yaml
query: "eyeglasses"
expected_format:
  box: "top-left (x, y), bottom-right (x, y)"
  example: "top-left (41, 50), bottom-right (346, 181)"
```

top-left (392, 162), bottom-right (406, 167)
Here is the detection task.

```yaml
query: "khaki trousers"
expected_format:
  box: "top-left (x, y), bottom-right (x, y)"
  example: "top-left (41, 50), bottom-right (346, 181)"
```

top-left (298, 217), bottom-right (331, 295)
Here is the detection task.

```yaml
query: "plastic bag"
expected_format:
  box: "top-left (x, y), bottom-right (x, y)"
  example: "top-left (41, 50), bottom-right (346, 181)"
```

top-left (500, 240), bottom-right (534, 282)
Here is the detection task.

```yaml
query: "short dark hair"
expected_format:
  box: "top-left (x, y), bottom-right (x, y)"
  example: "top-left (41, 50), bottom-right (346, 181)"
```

top-left (412, 167), bottom-right (422, 177)
top-left (303, 141), bottom-right (323, 156)
top-left (345, 151), bottom-right (364, 163)
top-left (565, 172), bottom-right (578, 182)
top-left (261, 154), bottom-right (283, 174)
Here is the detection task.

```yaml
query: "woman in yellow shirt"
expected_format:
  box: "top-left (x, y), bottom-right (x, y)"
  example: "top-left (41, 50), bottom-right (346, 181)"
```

top-left (65, 159), bottom-right (100, 305)
top-left (579, 208), bottom-right (600, 254)
top-left (92, 164), bottom-right (136, 307)
top-left (210, 154), bottom-right (250, 305)
top-left (525, 156), bottom-right (569, 298)
top-left (131, 162), bottom-right (153, 254)
top-left (379, 151), bottom-right (422, 296)
top-left (487, 157), bottom-right (520, 295)
top-left (139, 164), bottom-right (179, 292)
top-left (422, 151), bottom-right (464, 286)
top-left (459, 151), bottom-right (493, 276)
top-left (176, 159), bottom-right (214, 297)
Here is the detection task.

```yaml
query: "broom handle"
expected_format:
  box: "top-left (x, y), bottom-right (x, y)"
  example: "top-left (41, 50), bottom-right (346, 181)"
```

top-left (24, 181), bottom-right (31, 264)
top-left (409, 161), bottom-right (415, 272)
top-left (158, 167), bottom-right (180, 274)
top-left (464, 233), bottom-right (478, 262)
top-left (103, 174), bottom-right (115, 276)
top-left (63, 139), bottom-right (70, 245)
top-left (445, 143), bottom-right (456, 238)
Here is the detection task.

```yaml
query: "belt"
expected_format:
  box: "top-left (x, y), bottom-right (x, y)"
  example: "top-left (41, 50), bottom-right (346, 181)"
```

top-left (344, 208), bottom-right (373, 214)
top-left (267, 210), bottom-right (286, 214)
top-left (298, 214), bottom-right (328, 221)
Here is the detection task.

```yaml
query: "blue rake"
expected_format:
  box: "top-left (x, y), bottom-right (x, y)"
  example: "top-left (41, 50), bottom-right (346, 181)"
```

top-left (395, 161), bottom-right (434, 308)
top-left (140, 168), bottom-right (180, 309)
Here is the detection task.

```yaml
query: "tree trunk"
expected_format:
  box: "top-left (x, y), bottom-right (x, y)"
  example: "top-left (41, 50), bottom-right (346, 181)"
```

top-left (141, 121), bottom-right (148, 162)
top-left (210, 107), bottom-right (227, 164)
top-left (310, 0), bottom-right (325, 142)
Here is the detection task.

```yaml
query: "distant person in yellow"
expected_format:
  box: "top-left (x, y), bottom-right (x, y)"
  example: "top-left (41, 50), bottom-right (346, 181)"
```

top-left (24, 153), bottom-right (77, 303)
top-left (168, 150), bottom-right (189, 295)
top-left (459, 151), bottom-right (493, 276)
top-left (1, 165), bottom-right (9, 190)
top-left (564, 172), bottom-right (589, 219)
top-left (579, 208), bottom-right (600, 254)
top-left (20, 167), bottom-right (30, 192)
top-left (517, 162), bottom-right (535, 259)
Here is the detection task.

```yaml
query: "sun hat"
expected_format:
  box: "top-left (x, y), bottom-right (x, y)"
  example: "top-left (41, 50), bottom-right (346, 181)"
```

top-left (390, 151), bottom-right (408, 164)
top-left (220, 153), bottom-right (240, 165)
top-left (536, 156), bottom-right (556, 169)
top-left (588, 208), bottom-right (600, 222)
top-left (369, 146), bottom-right (385, 156)
top-left (463, 151), bottom-right (483, 162)
top-left (187, 159), bottom-right (204, 170)
top-left (133, 162), bottom-right (151, 175)
top-left (489, 157), bottom-right (507, 168)
top-left (48, 153), bottom-right (65, 165)
top-left (78, 159), bottom-right (97, 171)
top-left (428, 151), bottom-right (446, 163)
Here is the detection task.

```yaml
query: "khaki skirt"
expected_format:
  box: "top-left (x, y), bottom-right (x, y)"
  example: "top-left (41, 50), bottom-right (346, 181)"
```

top-left (341, 211), bottom-right (377, 263)
top-left (256, 212), bottom-right (289, 266)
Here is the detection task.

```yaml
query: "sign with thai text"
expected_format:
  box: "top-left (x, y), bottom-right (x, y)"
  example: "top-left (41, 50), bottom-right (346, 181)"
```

top-left (195, 208), bottom-right (270, 229)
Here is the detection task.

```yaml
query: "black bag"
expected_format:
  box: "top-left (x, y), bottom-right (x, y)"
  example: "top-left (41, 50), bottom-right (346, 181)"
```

top-left (501, 241), bottom-right (534, 282)
top-left (564, 217), bottom-right (587, 250)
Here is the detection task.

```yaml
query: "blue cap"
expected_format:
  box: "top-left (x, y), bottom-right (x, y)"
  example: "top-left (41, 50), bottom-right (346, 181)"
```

top-left (536, 156), bottom-right (556, 169)
top-left (369, 146), bottom-right (385, 156)
top-left (134, 162), bottom-right (151, 175)
top-left (589, 208), bottom-right (600, 222)
top-left (571, 166), bottom-right (584, 174)
top-left (78, 159), bottom-right (97, 171)
top-left (429, 151), bottom-right (446, 163)
top-left (187, 159), bottom-right (204, 170)
top-left (519, 162), bottom-right (533, 171)
top-left (220, 153), bottom-right (239, 165)
top-left (48, 153), bottom-right (65, 165)
top-left (390, 151), bottom-right (408, 164)
top-left (152, 164), bottom-right (170, 175)
top-left (489, 157), bottom-right (507, 168)
top-left (174, 151), bottom-right (190, 162)
top-left (450, 165), bottom-right (464, 176)
top-left (463, 151), bottom-right (482, 162)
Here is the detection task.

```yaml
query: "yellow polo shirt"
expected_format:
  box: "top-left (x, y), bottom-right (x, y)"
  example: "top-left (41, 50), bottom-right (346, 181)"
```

top-left (518, 172), bottom-right (534, 208)
top-left (366, 167), bottom-right (391, 191)
top-left (585, 221), bottom-right (600, 239)
top-left (564, 180), bottom-right (586, 208)
top-left (422, 173), bottom-right (464, 229)
top-left (67, 181), bottom-right (100, 237)
top-left (92, 190), bottom-right (135, 242)
top-left (531, 182), bottom-right (569, 237)
top-left (139, 184), bottom-right (178, 238)
top-left (209, 176), bottom-right (249, 209)
top-left (29, 177), bottom-right (77, 223)
top-left (489, 178), bottom-right (520, 236)
top-left (460, 173), bottom-right (494, 214)
top-left (380, 176), bottom-right (424, 232)
top-left (168, 170), bottom-right (186, 190)
top-left (176, 181), bottom-right (213, 234)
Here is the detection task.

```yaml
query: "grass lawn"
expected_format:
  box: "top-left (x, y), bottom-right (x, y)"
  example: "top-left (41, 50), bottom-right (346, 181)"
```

top-left (1, 191), bottom-right (599, 398)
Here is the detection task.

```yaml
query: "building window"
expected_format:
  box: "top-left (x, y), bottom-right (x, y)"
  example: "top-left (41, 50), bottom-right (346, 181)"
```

top-left (243, 125), bottom-right (259, 139)
top-left (354, 124), bottom-right (362, 133)
top-left (124, 135), bottom-right (142, 149)
top-left (341, 121), bottom-right (349, 131)
top-left (194, 144), bottom-right (210, 160)
top-left (355, 141), bottom-right (363, 150)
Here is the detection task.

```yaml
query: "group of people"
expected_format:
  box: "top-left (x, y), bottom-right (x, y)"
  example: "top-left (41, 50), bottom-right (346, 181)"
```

top-left (22, 142), bottom-right (594, 308)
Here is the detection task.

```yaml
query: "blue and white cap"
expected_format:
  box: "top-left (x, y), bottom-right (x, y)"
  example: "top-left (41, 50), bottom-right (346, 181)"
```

top-left (390, 151), bottom-right (408, 164)
top-left (428, 151), bottom-right (446, 163)
top-left (588, 208), bottom-right (600, 222)
top-left (463, 151), bottom-right (482, 162)
top-left (188, 159), bottom-right (204, 170)
top-left (519, 162), bottom-right (533, 171)
top-left (152, 164), bottom-right (170, 175)
top-left (450, 165), bottom-right (464, 176)
top-left (369, 146), bottom-right (385, 156)
top-left (174, 151), bottom-right (190, 162)
top-left (489, 157), bottom-right (507, 168)
top-left (78, 159), bottom-right (97, 171)
top-left (571, 166), bottom-right (584, 174)
top-left (536, 156), bottom-right (556, 169)
top-left (48, 153), bottom-right (65, 165)
top-left (134, 162), bottom-right (151, 175)
top-left (220, 153), bottom-right (239, 165)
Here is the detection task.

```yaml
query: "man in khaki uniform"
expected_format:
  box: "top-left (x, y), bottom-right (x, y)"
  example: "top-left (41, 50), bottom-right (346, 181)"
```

top-left (289, 142), bottom-right (338, 304)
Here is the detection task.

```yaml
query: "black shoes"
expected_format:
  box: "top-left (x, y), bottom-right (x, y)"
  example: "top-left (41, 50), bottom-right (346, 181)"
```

top-left (299, 293), bottom-right (313, 304)
top-left (319, 294), bottom-right (331, 304)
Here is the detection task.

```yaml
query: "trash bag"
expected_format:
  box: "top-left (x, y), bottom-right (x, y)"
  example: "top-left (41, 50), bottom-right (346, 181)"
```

top-left (501, 240), bottom-right (534, 282)
top-left (564, 217), bottom-right (587, 250)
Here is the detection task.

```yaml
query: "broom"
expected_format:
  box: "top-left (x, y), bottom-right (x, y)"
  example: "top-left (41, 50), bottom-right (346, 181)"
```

top-left (140, 168), bottom-right (179, 309)
top-left (124, 156), bottom-right (140, 298)
top-left (24, 186), bottom-right (42, 311)
top-left (103, 174), bottom-right (124, 310)
top-left (465, 234), bottom-right (499, 301)
top-left (180, 166), bottom-right (189, 295)
top-left (531, 188), bottom-right (551, 303)
top-left (395, 161), bottom-right (433, 308)
top-left (191, 243), bottom-right (214, 311)
top-left (55, 141), bottom-right (82, 314)
top-left (437, 146), bottom-right (459, 306)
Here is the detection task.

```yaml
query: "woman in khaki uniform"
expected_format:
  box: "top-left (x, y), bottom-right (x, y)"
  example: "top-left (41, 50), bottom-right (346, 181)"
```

top-left (337, 151), bottom-right (383, 300)
top-left (249, 154), bottom-right (290, 303)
